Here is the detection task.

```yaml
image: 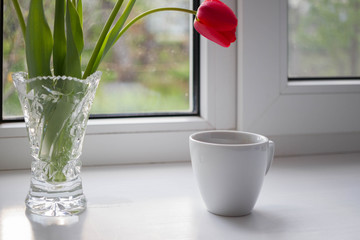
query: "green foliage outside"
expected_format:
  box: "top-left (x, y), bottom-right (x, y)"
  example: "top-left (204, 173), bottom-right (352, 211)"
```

top-left (2, 0), bottom-right (191, 118)
top-left (289, 0), bottom-right (360, 77)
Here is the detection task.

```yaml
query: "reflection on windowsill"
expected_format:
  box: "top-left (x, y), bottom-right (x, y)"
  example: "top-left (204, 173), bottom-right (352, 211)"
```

top-left (25, 210), bottom-right (80, 226)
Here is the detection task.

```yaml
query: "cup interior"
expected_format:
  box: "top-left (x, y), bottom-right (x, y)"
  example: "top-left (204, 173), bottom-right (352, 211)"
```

top-left (190, 131), bottom-right (267, 145)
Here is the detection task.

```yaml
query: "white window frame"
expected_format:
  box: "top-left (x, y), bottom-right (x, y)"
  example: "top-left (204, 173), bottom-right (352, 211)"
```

top-left (0, 0), bottom-right (238, 170)
top-left (238, 0), bottom-right (360, 156)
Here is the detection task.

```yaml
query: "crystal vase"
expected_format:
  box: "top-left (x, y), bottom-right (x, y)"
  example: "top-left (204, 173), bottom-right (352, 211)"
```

top-left (12, 71), bottom-right (101, 216)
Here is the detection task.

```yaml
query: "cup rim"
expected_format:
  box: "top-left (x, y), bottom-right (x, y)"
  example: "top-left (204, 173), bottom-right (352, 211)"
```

top-left (189, 130), bottom-right (269, 147)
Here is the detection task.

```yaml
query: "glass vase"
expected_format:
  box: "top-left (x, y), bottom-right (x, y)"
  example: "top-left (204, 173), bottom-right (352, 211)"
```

top-left (12, 71), bottom-right (101, 216)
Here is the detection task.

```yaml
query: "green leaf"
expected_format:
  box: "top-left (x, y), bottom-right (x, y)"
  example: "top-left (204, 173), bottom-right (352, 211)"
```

top-left (25, 0), bottom-right (53, 78)
top-left (11, 0), bottom-right (26, 38)
top-left (82, 0), bottom-right (125, 79)
top-left (91, 0), bottom-right (136, 74)
top-left (77, 0), bottom-right (83, 27)
top-left (65, 0), bottom-right (84, 78)
top-left (53, 0), bottom-right (66, 76)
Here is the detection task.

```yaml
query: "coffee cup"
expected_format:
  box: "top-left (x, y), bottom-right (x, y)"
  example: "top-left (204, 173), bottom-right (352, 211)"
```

top-left (189, 130), bottom-right (274, 216)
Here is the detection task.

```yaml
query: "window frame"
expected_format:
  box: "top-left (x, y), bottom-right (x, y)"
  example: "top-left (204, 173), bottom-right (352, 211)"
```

top-left (237, 0), bottom-right (360, 156)
top-left (3, 0), bottom-right (360, 169)
top-left (0, 1), bottom-right (238, 170)
top-left (1, 0), bottom-right (200, 122)
top-left (281, 0), bottom-right (360, 95)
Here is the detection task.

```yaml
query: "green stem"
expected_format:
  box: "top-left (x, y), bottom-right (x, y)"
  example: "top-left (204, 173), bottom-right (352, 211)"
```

top-left (114, 8), bottom-right (197, 44)
top-left (83, 7), bottom-right (197, 77)
top-left (11, 0), bottom-right (26, 38)
top-left (82, 0), bottom-right (125, 79)
top-left (90, 0), bottom-right (136, 74)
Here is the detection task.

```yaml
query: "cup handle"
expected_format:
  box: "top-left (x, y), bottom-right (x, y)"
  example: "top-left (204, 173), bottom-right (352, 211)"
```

top-left (265, 140), bottom-right (275, 175)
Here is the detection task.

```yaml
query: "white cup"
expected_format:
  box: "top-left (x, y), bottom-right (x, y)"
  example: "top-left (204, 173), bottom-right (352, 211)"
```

top-left (189, 130), bottom-right (274, 216)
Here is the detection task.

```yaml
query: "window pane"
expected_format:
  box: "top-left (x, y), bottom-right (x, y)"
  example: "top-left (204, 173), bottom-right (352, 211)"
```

top-left (2, 0), bottom-right (195, 119)
top-left (288, 0), bottom-right (360, 78)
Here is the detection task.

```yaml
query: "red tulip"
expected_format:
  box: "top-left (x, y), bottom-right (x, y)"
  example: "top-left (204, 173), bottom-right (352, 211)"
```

top-left (194, 0), bottom-right (238, 48)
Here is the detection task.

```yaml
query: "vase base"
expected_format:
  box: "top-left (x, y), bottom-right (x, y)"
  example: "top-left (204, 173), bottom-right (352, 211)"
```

top-left (25, 194), bottom-right (86, 217)
top-left (25, 177), bottom-right (87, 217)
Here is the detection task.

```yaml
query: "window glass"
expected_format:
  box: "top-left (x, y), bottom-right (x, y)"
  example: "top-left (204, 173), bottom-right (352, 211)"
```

top-left (2, 0), bottom-right (196, 119)
top-left (288, 0), bottom-right (360, 78)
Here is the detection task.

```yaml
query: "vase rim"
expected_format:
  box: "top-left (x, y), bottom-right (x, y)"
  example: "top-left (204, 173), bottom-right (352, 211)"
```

top-left (12, 71), bottom-right (102, 84)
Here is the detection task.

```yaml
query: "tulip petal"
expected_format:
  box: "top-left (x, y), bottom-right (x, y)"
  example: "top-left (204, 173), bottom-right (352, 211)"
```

top-left (221, 29), bottom-right (237, 43)
top-left (197, 0), bottom-right (237, 31)
top-left (194, 19), bottom-right (231, 47)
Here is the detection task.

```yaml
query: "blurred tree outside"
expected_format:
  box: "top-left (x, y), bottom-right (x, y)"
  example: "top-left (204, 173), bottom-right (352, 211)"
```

top-left (2, 0), bottom-right (192, 119)
top-left (288, 0), bottom-right (360, 77)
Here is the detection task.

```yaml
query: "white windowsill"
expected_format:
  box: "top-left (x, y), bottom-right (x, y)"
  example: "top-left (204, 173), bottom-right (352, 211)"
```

top-left (1, 152), bottom-right (359, 239)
